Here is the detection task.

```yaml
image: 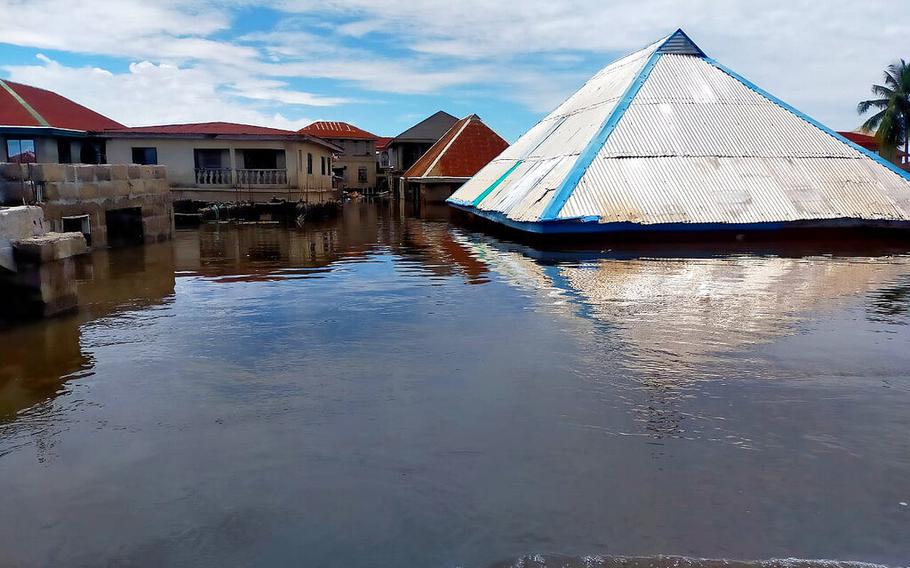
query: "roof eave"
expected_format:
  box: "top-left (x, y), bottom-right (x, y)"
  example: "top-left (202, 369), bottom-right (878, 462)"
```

top-left (0, 125), bottom-right (90, 138)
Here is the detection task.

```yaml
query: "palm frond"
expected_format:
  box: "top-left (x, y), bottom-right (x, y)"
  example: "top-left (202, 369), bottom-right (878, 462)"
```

top-left (857, 98), bottom-right (890, 114)
top-left (861, 109), bottom-right (886, 131)
top-left (870, 84), bottom-right (895, 98)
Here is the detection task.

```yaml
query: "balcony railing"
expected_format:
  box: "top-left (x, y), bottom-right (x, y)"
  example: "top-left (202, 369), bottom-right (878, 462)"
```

top-left (195, 168), bottom-right (232, 185)
top-left (194, 168), bottom-right (289, 186)
top-left (236, 168), bottom-right (288, 185)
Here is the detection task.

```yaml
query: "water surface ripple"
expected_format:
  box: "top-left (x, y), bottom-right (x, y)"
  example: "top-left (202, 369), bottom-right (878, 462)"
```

top-left (1, 202), bottom-right (909, 567)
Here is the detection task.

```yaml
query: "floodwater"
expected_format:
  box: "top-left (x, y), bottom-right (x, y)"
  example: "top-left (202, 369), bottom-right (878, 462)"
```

top-left (1, 201), bottom-right (909, 568)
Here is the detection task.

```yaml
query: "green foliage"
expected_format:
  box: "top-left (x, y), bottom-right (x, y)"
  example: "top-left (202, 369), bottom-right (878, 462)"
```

top-left (858, 59), bottom-right (910, 165)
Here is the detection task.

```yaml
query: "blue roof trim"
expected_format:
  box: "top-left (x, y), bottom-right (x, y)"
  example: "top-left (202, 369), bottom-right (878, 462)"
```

top-left (704, 56), bottom-right (910, 183)
top-left (451, 203), bottom-right (910, 235)
top-left (447, 161), bottom-right (523, 207)
top-left (539, 50), bottom-right (665, 221)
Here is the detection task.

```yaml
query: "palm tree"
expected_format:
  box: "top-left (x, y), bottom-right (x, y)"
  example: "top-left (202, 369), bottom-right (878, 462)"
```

top-left (858, 59), bottom-right (910, 167)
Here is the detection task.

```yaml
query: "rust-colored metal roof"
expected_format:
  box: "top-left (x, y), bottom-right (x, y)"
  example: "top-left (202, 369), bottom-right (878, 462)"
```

top-left (403, 115), bottom-right (508, 180)
top-left (298, 121), bottom-right (378, 140)
top-left (0, 79), bottom-right (124, 131)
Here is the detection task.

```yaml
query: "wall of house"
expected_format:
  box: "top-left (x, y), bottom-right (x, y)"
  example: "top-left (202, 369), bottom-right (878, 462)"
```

top-left (0, 163), bottom-right (173, 247)
top-left (107, 137), bottom-right (336, 202)
top-left (326, 138), bottom-right (378, 191)
top-left (335, 154), bottom-right (378, 191)
top-left (419, 182), bottom-right (459, 203)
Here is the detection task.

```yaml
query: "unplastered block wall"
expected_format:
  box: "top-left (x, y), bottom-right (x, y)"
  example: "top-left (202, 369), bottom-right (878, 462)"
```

top-left (0, 163), bottom-right (173, 247)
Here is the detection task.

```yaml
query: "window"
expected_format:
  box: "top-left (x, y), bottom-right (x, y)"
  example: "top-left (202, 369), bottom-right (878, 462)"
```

top-left (358, 166), bottom-right (368, 183)
top-left (320, 156), bottom-right (326, 175)
top-left (240, 149), bottom-right (278, 169)
top-left (57, 140), bottom-right (72, 164)
top-left (62, 215), bottom-right (91, 246)
top-left (194, 149), bottom-right (226, 169)
top-left (307, 152), bottom-right (313, 174)
top-left (131, 147), bottom-right (158, 165)
top-left (298, 149), bottom-right (303, 171)
top-left (6, 138), bottom-right (36, 163)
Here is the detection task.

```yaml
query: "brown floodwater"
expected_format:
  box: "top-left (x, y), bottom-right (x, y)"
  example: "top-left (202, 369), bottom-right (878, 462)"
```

top-left (1, 201), bottom-right (909, 567)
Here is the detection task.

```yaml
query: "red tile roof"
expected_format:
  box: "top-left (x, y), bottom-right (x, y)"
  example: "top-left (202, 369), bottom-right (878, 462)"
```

top-left (0, 79), bottom-right (124, 131)
top-left (838, 131), bottom-right (879, 151)
top-left (838, 130), bottom-right (908, 166)
top-left (105, 122), bottom-right (297, 136)
top-left (298, 121), bottom-right (378, 140)
top-left (376, 137), bottom-right (393, 151)
top-left (105, 121), bottom-right (343, 152)
top-left (403, 114), bottom-right (508, 180)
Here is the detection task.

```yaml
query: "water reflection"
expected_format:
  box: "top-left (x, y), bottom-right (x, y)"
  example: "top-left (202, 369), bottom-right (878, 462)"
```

top-left (2, 202), bottom-right (910, 567)
top-left (455, 236), bottom-right (910, 441)
top-left (0, 244), bottom-right (176, 422)
top-left (174, 200), bottom-right (488, 284)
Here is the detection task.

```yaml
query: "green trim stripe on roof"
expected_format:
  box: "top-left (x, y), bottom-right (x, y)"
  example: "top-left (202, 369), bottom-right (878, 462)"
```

top-left (0, 79), bottom-right (49, 127)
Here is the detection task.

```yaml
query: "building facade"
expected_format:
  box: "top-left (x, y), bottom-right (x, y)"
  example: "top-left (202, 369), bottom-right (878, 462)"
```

top-left (298, 121), bottom-right (378, 193)
top-left (105, 123), bottom-right (342, 204)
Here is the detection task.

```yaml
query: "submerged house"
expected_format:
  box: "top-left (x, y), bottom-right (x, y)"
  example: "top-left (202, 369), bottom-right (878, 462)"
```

top-left (1, 81), bottom-right (172, 249)
top-left (384, 111), bottom-right (459, 197)
top-left (105, 123), bottom-right (342, 204)
top-left (401, 114), bottom-right (509, 202)
top-left (0, 79), bottom-right (123, 164)
top-left (448, 30), bottom-right (910, 235)
top-left (298, 121), bottom-right (379, 193)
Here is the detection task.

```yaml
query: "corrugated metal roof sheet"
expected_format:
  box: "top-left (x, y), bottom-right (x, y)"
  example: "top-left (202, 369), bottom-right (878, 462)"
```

top-left (298, 121), bottom-right (378, 140)
top-left (0, 79), bottom-right (125, 131)
top-left (447, 29), bottom-right (910, 233)
top-left (450, 37), bottom-right (661, 213)
top-left (402, 114), bottom-right (508, 180)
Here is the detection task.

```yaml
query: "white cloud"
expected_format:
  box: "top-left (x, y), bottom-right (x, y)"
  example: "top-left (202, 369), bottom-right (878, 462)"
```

top-left (3, 56), bottom-right (316, 130)
top-left (1, 0), bottom-right (908, 131)
top-left (269, 0), bottom-right (910, 128)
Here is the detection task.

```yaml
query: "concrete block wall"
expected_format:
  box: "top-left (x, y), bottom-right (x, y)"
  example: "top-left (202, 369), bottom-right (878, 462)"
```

top-left (0, 163), bottom-right (173, 247)
top-left (0, 205), bottom-right (47, 272)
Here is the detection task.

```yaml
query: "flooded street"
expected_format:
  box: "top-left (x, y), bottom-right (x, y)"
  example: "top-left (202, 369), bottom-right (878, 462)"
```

top-left (1, 201), bottom-right (910, 567)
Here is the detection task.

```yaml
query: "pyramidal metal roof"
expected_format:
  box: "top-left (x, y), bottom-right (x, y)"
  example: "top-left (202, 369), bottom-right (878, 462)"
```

top-left (447, 29), bottom-right (910, 234)
top-left (402, 114), bottom-right (509, 180)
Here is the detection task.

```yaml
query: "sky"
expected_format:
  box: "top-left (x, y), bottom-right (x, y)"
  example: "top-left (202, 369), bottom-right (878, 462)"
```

top-left (0, 0), bottom-right (906, 141)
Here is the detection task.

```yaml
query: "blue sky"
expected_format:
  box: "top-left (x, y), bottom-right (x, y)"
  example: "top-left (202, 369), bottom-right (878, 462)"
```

top-left (0, 1), bottom-right (906, 141)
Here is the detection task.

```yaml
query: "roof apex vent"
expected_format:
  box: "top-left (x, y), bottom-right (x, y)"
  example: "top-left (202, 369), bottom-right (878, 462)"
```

top-left (657, 29), bottom-right (706, 56)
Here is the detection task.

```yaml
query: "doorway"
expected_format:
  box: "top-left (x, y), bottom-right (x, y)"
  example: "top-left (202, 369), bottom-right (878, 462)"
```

top-left (105, 207), bottom-right (144, 247)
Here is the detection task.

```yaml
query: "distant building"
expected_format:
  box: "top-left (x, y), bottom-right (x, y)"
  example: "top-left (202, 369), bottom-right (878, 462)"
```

top-left (376, 137), bottom-right (393, 168)
top-left (0, 79), bottom-right (124, 165)
top-left (386, 111), bottom-right (459, 173)
top-left (402, 114), bottom-right (508, 202)
top-left (838, 128), bottom-right (908, 171)
top-left (105, 122), bottom-right (342, 204)
top-left (298, 121), bottom-right (378, 192)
